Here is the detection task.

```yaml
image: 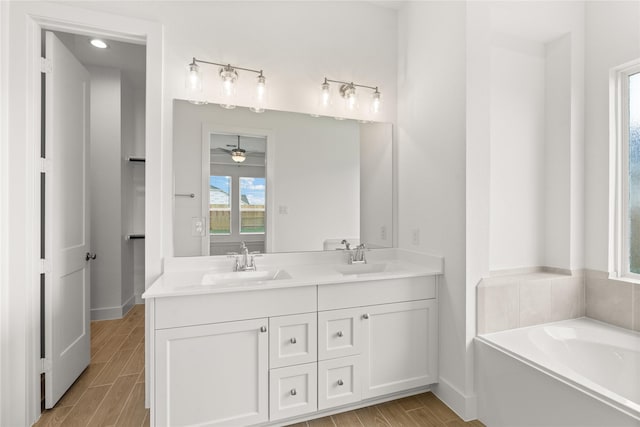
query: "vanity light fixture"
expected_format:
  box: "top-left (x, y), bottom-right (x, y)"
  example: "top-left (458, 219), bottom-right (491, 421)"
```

top-left (186, 57), bottom-right (266, 112)
top-left (320, 77), bottom-right (381, 114)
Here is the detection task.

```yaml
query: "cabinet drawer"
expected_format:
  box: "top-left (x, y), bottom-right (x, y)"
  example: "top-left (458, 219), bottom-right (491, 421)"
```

top-left (318, 276), bottom-right (436, 311)
top-left (318, 308), bottom-right (363, 360)
top-left (269, 313), bottom-right (317, 368)
top-left (318, 355), bottom-right (361, 410)
top-left (269, 363), bottom-right (317, 421)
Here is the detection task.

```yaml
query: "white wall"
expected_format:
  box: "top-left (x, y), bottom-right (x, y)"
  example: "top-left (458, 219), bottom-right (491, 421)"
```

top-left (584, 1), bottom-right (640, 272)
top-left (131, 87), bottom-right (146, 303)
top-left (397, 1), bottom-right (470, 417)
top-left (360, 122), bottom-right (393, 248)
top-left (172, 101), bottom-right (360, 255)
top-left (0, 1), bottom-right (9, 424)
top-left (89, 66), bottom-right (125, 318)
top-left (489, 36), bottom-right (546, 271)
top-left (544, 34), bottom-right (572, 270)
top-left (120, 76), bottom-right (135, 310)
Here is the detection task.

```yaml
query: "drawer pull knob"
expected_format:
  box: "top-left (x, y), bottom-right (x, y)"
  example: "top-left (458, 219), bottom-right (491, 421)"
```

top-left (337, 379), bottom-right (344, 386)
top-left (290, 337), bottom-right (297, 344)
top-left (260, 326), bottom-right (267, 333)
top-left (337, 331), bottom-right (343, 337)
top-left (362, 313), bottom-right (370, 319)
top-left (290, 388), bottom-right (297, 396)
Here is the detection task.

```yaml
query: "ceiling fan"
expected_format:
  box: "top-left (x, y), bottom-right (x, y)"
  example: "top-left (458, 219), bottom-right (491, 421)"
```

top-left (212, 135), bottom-right (263, 163)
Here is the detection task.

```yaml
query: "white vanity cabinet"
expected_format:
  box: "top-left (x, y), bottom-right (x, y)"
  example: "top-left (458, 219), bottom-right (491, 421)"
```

top-left (148, 271), bottom-right (439, 426)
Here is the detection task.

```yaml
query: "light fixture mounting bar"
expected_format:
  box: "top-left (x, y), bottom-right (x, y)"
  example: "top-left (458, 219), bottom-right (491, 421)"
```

top-left (323, 77), bottom-right (378, 91)
top-left (191, 57), bottom-right (263, 76)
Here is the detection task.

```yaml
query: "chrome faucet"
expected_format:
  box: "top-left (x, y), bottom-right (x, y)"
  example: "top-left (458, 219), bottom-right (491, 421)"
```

top-left (228, 242), bottom-right (260, 271)
top-left (340, 239), bottom-right (351, 250)
top-left (348, 243), bottom-right (367, 264)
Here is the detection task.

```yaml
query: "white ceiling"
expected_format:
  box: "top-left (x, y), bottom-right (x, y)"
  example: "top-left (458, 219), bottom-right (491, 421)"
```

top-left (53, 31), bottom-right (146, 91)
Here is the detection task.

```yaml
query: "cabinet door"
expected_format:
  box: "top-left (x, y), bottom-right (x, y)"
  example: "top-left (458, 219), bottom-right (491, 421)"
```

top-left (155, 318), bottom-right (269, 426)
top-left (361, 300), bottom-right (437, 399)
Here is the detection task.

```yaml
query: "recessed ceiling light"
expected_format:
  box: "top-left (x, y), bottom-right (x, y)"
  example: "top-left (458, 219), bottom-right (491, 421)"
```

top-left (90, 39), bottom-right (108, 49)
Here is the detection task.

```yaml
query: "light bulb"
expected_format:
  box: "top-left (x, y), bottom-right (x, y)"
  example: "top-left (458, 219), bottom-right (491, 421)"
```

top-left (320, 80), bottom-right (331, 107)
top-left (371, 90), bottom-right (381, 114)
top-left (185, 61), bottom-right (202, 92)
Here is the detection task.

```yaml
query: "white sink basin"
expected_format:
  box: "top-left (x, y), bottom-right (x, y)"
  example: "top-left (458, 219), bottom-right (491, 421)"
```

top-left (201, 269), bottom-right (292, 286)
top-left (334, 263), bottom-right (388, 276)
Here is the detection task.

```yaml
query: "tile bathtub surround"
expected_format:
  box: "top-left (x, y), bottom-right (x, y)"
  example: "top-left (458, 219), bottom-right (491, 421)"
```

top-left (477, 270), bottom-right (585, 334)
top-left (585, 270), bottom-right (639, 331)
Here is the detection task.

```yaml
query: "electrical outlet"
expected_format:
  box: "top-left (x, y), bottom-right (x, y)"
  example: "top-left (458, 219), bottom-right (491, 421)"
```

top-left (192, 217), bottom-right (204, 236)
top-left (380, 225), bottom-right (387, 241)
top-left (411, 228), bottom-right (420, 245)
top-left (279, 205), bottom-right (288, 215)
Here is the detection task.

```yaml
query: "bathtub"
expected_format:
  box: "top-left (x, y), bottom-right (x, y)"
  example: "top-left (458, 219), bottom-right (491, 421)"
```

top-left (475, 318), bottom-right (640, 426)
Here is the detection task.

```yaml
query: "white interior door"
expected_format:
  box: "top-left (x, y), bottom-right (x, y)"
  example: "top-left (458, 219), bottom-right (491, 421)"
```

top-left (44, 31), bottom-right (91, 408)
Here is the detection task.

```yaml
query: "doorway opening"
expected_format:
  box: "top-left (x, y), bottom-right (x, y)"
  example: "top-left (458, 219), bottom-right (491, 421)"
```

top-left (40, 29), bottom-right (146, 411)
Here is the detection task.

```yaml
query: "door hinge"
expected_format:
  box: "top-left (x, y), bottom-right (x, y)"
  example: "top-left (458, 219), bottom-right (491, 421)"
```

top-left (39, 259), bottom-right (52, 275)
top-left (40, 57), bottom-right (52, 74)
top-left (39, 158), bottom-right (51, 173)
top-left (40, 358), bottom-right (52, 374)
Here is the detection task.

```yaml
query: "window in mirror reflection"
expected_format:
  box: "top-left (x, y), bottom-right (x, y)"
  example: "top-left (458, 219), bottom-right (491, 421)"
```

top-left (209, 175), bottom-right (232, 235)
top-left (240, 177), bottom-right (266, 234)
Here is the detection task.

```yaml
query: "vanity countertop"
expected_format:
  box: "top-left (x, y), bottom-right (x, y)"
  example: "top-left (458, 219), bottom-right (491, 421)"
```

top-left (143, 249), bottom-right (443, 299)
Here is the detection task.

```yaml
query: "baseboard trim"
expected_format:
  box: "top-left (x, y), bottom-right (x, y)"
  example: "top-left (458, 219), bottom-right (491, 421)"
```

top-left (432, 376), bottom-right (477, 421)
top-left (91, 295), bottom-right (136, 320)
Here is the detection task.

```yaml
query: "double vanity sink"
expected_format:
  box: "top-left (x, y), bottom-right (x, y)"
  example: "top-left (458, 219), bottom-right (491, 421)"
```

top-left (199, 262), bottom-right (398, 287)
top-left (143, 248), bottom-right (443, 426)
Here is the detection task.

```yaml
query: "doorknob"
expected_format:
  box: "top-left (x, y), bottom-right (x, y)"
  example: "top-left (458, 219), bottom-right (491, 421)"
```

top-left (85, 252), bottom-right (97, 261)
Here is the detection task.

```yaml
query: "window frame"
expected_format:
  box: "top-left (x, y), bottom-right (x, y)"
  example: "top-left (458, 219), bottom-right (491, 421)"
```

top-left (611, 60), bottom-right (640, 280)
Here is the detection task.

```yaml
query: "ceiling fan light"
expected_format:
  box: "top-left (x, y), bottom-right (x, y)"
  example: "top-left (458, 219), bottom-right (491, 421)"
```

top-left (231, 148), bottom-right (246, 163)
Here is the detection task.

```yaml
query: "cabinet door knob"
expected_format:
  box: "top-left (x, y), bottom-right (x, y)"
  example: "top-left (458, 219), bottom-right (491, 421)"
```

top-left (362, 313), bottom-right (370, 319)
top-left (290, 388), bottom-right (297, 396)
top-left (337, 379), bottom-right (344, 386)
top-left (290, 337), bottom-right (297, 344)
top-left (337, 331), bottom-right (343, 337)
top-left (260, 326), bottom-right (267, 333)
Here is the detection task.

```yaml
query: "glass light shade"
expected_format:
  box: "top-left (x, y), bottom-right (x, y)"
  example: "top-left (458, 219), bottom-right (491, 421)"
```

top-left (371, 90), bottom-right (381, 114)
top-left (343, 85), bottom-right (357, 111)
top-left (186, 63), bottom-right (202, 92)
top-left (250, 75), bottom-right (266, 113)
top-left (320, 81), bottom-right (331, 107)
top-left (219, 66), bottom-right (238, 109)
top-left (231, 149), bottom-right (247, 163)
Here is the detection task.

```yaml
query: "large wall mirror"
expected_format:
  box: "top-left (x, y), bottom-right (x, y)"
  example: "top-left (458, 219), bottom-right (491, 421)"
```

top-left (173, 99), bottom-right (393, 256)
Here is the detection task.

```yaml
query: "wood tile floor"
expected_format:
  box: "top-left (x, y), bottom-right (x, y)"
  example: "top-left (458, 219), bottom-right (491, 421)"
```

top-left (34, 304), bottom-right (147, 427)
top-left (286, 393), bottom-right (485, 427)
top-left (34, 303), bottom-right (484, 427)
